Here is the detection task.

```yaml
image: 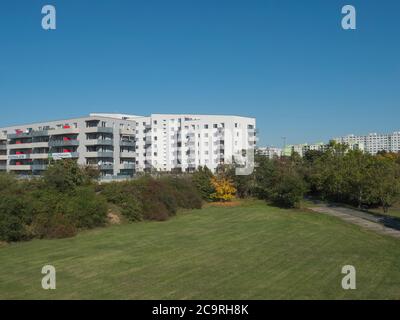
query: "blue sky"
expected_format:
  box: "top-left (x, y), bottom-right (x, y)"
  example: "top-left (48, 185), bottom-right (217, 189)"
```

top-left (0, 0), bottom-right (399, 146)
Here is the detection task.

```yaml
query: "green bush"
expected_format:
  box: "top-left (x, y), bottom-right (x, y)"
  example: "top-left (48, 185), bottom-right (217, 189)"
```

top-left (64, 187), bottom-right (108, 228)
top-left (0, 193), bottom-right (33, 242)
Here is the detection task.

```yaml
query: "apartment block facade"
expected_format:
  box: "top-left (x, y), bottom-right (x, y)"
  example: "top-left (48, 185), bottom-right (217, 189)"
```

top-left (0, 113), bottom-right (256, 177)
top-left (335, 132), bottom-right (400, 155)
top-left (257, 146), bottom-right (282, 159)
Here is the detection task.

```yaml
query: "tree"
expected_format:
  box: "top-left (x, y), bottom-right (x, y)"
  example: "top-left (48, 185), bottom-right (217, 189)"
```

top-left (210, 176), bottom-right (236, 202)
top-left (269, 171), bottom-right (307, 208)
top-left (43, 159), bottom-right (95, 192)
top-left (368, 157), bottom-right (400, 213)
top-left (192, 166), bottom-right (215, 201)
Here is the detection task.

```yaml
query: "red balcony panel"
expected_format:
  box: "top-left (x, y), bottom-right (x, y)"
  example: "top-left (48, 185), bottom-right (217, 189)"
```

top-left (15, 151), bottom-right (23, 155)
top-left (16, 162), bottom-right (21, 165)
top-left (63, 125), bottom-right (71, 129)
top-left (16, 141), bottom-right (22, 144)
top-left (63, 137), bottom-right (71, 141)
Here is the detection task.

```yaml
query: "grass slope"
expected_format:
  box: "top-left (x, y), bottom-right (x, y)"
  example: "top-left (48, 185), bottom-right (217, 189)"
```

top-left (1, 200), bottom-right (400, 299)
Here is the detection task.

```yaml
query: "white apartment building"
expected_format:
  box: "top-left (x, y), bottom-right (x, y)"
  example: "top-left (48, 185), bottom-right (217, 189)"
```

top-left (0, 113), bottom-right (256, 177)
top-left (257, 146), bottom-right (282, 159)
top-left (334, 132), bottom-right (400, 155)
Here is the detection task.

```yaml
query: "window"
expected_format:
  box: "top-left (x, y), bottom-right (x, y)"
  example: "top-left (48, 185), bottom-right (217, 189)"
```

top-left (213, 124), bottom-right (218, 128)
top-left (204, 124), bottom-right (208, 129)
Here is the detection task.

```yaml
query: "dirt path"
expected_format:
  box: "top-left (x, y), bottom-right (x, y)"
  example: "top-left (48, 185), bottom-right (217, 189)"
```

top-left (309, 204), bottom-right (400, 239)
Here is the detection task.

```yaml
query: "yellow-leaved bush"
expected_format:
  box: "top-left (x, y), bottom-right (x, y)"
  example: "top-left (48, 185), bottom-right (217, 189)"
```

top-left (210, 176), bottom-right (237, 202)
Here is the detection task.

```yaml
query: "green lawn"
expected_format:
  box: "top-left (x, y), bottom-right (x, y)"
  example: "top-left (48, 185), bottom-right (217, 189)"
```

top-left (1, 200), bottom-right (400, 299)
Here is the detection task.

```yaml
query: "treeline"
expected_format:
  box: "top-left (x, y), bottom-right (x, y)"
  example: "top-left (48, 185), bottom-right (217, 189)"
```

top-left (0, 160), bottom-right (202, 242)
top-left (216, 142), bottom-right (400, 211)
top-left (3, 143), bottom-right (400, 242)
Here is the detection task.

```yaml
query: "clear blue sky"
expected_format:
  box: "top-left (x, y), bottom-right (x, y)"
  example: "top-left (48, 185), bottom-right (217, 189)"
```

top-left (0, 0), bottom-right (399, 146)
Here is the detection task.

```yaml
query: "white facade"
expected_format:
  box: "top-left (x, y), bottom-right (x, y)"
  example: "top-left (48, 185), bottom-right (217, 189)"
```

top-left (0, 113), bottom-right (256, 176)
top-left (334, 132), bottom-right (400, 155)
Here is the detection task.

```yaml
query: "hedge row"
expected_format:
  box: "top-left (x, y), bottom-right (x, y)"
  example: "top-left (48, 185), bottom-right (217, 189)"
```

top-left (0, 161), bottom-right (203, 242)
top-left (100, 176), bottom-right (202, 222)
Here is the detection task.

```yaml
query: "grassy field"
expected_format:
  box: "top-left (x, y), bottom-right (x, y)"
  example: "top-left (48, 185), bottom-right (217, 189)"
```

top-left (1, 200), bottom-right (400, 299)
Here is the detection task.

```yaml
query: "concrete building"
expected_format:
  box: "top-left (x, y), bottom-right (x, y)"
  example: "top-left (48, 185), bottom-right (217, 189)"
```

top-left (257, 146), bottom-right (282, 159)
top-left (335, 132), bottom-right (400, 155)
top-left (282, 142), bottom-right (327, 157)
top-left (0, 113), bottom-right (256, 177)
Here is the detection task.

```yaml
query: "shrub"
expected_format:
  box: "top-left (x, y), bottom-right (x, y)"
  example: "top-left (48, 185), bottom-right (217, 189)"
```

top-left (210, 176), bottom-right (237, 202)
top-left (192, 166), bottom-right (215, 201)
top-left (120, 198), bottom-right (143, 222)
top-left (64, 187), bottom-right (108, 228)
top-left (32, 212), bottom-right (76, 239)
top-left (269, 172), bottom-right (307, 208)
top-left (160, 176), bottom-right (202, 209)
top-left (0, 194), bottom-right (33, 242)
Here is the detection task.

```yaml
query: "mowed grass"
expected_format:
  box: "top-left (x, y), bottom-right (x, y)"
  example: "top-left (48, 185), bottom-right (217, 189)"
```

top-left (1, 200), bottom-right (400, 299)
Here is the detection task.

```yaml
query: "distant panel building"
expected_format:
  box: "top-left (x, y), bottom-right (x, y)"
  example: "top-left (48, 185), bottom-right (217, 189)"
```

top-left (257, 146), bottom-right (282, 159)
top-left (334, 132), bottom-right (400, 155)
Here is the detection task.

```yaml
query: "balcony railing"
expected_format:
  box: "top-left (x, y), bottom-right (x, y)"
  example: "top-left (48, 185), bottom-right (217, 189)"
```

top-left (0, 165), bottom-right (6, 171)
top-left (8, 132), bottom-right (32, 139)
top-left (85, 151), bottom-right (114, 158)
top-left (120, 140), bottom-right (135, 147)
top-left (49, 140), bottom-right (79, 147)
top-left (8, 164), bottom-right (32, 171)
top-left (85, 139), bottom-right (113, 146)
top-left (8, 154), bottom-right (32, 160)
top-left (98, 163), bottom-right (114, 170)
top-left (120, 151), bottom-right (136, 158)
top-left (8, 142), bottom-right (48, 149)
top-left (32, 164), bottom-right (48, 171)
top-left (120, 163), bottom-right (135, 170)
top-left (84, 127), bottom-right (113, 134)
top-left (49, 127), bottom-right (80, 135)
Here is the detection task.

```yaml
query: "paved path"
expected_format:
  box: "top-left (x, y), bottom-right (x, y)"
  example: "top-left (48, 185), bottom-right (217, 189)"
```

top-left (309, 204), bottom-right (400, 239)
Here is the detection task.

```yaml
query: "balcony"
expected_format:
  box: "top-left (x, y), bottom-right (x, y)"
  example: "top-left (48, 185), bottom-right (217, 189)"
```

top-left (30, 153), bottom-right (50, 160)
top-left (8, 164), bottom-right (32, 171)
top-left (32, 130), bottom-right (50, 137)
top-left (85, 151), bottom-right (114, 158)
top-left (8, 154), bottom-right (31, 160)
top-left (49, 127), bottom-right (80, 135)
top-left (32, 164), bottom-right (48, 171)
top-left (8, 141), bottom-right (48, 149)
top-left (120, 128), bottom-right (135, 135)
top-left (120, 140), bottom-right (135, 147)
top-left (85, 139), bottom-right (113, 146)
top-left (0, 145), bottom-right (6, 150)
top-left (49, 140), bottom-right (79, 147)
top-left (0, 155), bottom-right (7, 161)
top-left (84, 127), bottom-right (113, 134)
top-left (98, 163), bottom-right (114, 170)
top-left (120, 151), bottom-right (136, 158)
top-left (8, 132), bottom-right (32, 139)
top-left (0, 165), bottom-right (6, 171)
top-left (119, 163), bottom-right (135, 170)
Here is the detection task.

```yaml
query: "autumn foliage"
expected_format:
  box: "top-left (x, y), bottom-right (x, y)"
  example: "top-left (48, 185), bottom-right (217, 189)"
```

top-left (210, 176), bottom-right (236, 202)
